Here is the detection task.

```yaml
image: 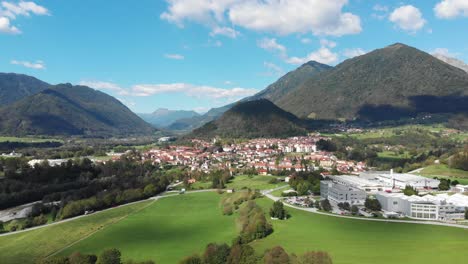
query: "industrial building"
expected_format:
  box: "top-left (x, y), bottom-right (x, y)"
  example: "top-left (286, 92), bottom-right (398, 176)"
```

top-left (376, 192), bottom-right (467, 221)
top-left (320, 181), bottom-right (367, 205)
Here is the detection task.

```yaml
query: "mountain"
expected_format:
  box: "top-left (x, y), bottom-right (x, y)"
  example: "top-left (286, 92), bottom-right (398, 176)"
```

top-left (432, 54), bottom-right (468, 73)
top-left (0, 83), bottom-right (154, 136)
top-left (167, 104), bottom-right (234, 131)
top-left (275, 43), bottom-right (468, 121)
top-left (169, 60), bottom-right (331, 131)
top-left (249, 61), bottom-right (332, 102)
top-left (0, 73), bottom-right (51, 105)
top-left (190, 99), bottom-right (307, 138)
top-left (139, 108), bottom-right (200, 128)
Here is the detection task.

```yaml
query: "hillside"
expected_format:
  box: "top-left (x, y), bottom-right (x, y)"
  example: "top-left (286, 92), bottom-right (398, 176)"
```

top-left (0, 84), bottom-right (154, 136)
top-left (191, 99), bottom-right (307, 138)
top-left (249, 60), bottom-right (332, 102)
top-left (0, 73), bottom-right (51, 105)
top-left (432, 54), bottom-right (468, 73)
top-left (275, 43), bottom-right (468, 121)
top-left (169, 61), bottom-right (331, 131)
top-left (139, 108), bottom-right (200, 128)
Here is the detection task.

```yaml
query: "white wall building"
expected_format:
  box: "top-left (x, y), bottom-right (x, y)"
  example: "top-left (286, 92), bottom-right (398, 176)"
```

top-left (320, 181), bottom-right (367, 205)
top-left (327, 175), bottom-right (391, 193)
top-left (376, 192), bottom-right (467, 221)
top-left (362, 170), bottom-right (440, 190)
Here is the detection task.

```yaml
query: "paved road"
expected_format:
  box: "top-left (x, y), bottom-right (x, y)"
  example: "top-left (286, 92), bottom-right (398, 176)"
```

top-left (262, 188), bottom-right (468, 229)
top-left (0, 189), bottom-right (215, 237)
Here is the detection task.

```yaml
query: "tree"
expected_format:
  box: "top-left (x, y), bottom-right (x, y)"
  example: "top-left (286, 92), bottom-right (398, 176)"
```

top-left (203, 243), bottom-right (231, 264)
top-left (351, 205), bottom-right (359, 216)
top-left (270, 201), bottom-right (287, 220)
top-left (314, 200), bottom-right (321, 210)
top-left (227, 244), bottom-right (257, 264)
top-left (320, 199), bottom-right (332, 212)
top-left (68, 252), bottom-right (97, 264)
top-left (143, 184), bottom-right (157, 197)
top-left (299, 251), bottom-right (333, 264)
top-left (364, 198), bottom-right (381, 211)
top-left (97, 248), bottom-right (121, 264)
top-left (465, 208), bottom-right (468, 220)
top-left (403, 185), bottom-right (418, 196)
top-left (179, 255), bottom-right (202, 264)
top-left (263, 246), bottom-right (290, 264)
top-left (438, 179), bottom-right (451, 191)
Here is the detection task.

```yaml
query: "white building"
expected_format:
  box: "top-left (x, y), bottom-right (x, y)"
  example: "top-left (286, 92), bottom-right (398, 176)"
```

top-left (362, 170), bottom-right (440, 190)
top-left (453, 184), bottom-right (468, 193)
top-left (376, 192), bottom-right (467, 221)
top-left (28, 159), bottom-right (69, 167)
top-left (320, 181), bottom-right (367, 205)
top-left (327, 175), bottom-right (391, 193)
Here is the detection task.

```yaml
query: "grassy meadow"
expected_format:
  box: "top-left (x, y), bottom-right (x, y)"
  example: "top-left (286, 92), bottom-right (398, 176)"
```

top-left (1, 192), bottom-right (468, 263)
top-left (225, 175), bottom-right (288, 190)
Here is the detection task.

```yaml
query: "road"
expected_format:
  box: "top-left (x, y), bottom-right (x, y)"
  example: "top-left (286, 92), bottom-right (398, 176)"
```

top-left (261, 188), bottom-right (468, 229)
top-left (0, 189), bottom-right (215, 237)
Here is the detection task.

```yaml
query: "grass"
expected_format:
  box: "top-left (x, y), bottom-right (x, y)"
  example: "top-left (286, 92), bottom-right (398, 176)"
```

top-left (415, 164), bottom-right (468, 185)
top-left (0, 200), bottom-right (152, 264)
top-left (3, 192), bottom-right (468, 264)
top-left (252, 198), bottom-right (468, 264)
top-left (226, 175), bottom-right (288, 190)
top-left (0, 136), bottom-right (62, 143)
top-left (59, 192), bottom-right (237, 264)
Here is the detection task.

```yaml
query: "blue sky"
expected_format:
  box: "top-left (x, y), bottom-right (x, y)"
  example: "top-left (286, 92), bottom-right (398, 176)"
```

top-left (1, 0), bottom-right (467, 113)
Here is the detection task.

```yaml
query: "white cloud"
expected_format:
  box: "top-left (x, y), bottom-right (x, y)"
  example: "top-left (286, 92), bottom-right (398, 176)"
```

top-left (0, 16), bottom-right (19, 33)
top-left (0, 1), bottom-right (49, 34)
top-left (164, 53), bottom-right (185, 60)
top-left (286, 47), bottom-right (338, 65)
top-left (389, 5), bottom-right (426, 33)
top-left (210, 26), bottom-right (239, 38)
top-left (320, 39), bottom-right (337, 48)
top-left (260, 38), bottom-right (338, 65)
top-left (343, 48), bottom-right (366, 58)
top-left (1, 1), bottom-right (49, 18)
top-left (131, 83), bottom-right (258, 99)
top-left (80, 80), bottom-right (257, 101)
top-left (434, 0), bottom-right (468, 19)
top-left (300, 38), bottom-right (312, 44)
top-left (224, 80), bottom-right (233, 85)
top-left (161, 0), bottom-right (361, 37)
top-left (10, 59), bottom-right (45, 69)
top-left (257, 38), bottom-right (286, 54)
top-left (263, 62), bottom-right (284, 76)
top-left (373, 4), bottom-right (389, 12)
top-left (79, 80), bottom-right (130, 96)
top-left (431, 48), bottom-right (458, 57)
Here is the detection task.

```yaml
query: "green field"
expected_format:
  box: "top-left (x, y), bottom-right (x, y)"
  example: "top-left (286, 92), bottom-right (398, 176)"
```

top-left (251, 198), bottom-right (468, 264)
top-left (226, 175), bottom-right (288, 190)
top-left (0, 136), bottom-right (62, 143)
top-left (0, 200), bottom-right (152, 264)
top-left (2, 192), bottom-right (468, 264)
top-left (60, 192), bottom-right (237, 263)
top-left (416, 164), bottom-right (468, 185)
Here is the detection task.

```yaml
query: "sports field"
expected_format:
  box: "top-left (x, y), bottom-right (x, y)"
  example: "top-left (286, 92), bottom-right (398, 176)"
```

top-left (0, 136), bottom-right (62, 143)
top-left (1, 192), bottom-right (468, 264)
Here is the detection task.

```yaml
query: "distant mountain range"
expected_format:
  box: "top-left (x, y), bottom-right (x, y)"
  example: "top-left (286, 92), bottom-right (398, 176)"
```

top-left (0, 74), bottom-right (154, 136)
top-left (190, 99), bottom-right (307, 138)
top-left (139, 108), bottom-right (200, 128)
